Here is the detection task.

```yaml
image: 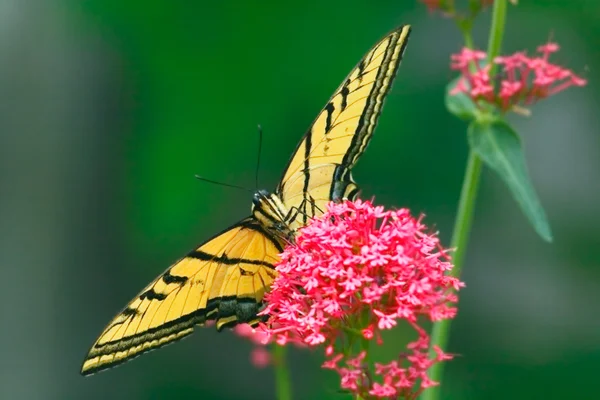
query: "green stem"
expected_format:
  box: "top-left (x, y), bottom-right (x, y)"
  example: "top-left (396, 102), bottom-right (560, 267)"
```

top-left (356, 337), bottom-right (370, 400)
top-left (420, 152), bottom-right (482, 400)
top-left (421, 2), bottom-right (508, 400)
top-left (361, 336), bottom-right (371, 362)
top-left (450, 152), bottom-right (483, 277)
top-left (273, 345), bottom-right (292, 400)
top-left (463, 30), bottom-right (474, 50)
top-left (486, 0), bottom-right (508, 76)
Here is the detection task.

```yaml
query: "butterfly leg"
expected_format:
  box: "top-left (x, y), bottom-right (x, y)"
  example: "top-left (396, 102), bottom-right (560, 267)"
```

top-left (306, 194), bottom-right (325, 216)
top-left (284, 204), bottom-right (303, 225)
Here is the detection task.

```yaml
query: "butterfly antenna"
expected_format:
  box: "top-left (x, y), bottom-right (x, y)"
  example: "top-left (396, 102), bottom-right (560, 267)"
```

top-left (194, 175), bottom-right (253, 193)
top-left (255, 124), bottom-right (263, 190)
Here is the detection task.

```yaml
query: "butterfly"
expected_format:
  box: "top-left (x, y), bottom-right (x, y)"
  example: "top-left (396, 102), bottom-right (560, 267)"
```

top-left (81, 25), bottom-right (411, 375)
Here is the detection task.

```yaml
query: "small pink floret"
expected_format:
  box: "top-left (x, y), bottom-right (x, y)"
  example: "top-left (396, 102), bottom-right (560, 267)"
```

top-left (369, 382), bottom-right (397, 397)
top-left (250, 347), bottom-right (271, 368)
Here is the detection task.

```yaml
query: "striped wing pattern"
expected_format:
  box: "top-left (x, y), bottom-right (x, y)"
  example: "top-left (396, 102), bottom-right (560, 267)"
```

top-left (81, 219), bottom-right (282, 375)
top-left (277, 25), bottom-right (411, 228)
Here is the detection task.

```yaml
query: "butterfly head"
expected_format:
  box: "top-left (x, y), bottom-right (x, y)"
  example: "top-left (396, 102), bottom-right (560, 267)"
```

top-left (252, 190), bottom-right (294, 242)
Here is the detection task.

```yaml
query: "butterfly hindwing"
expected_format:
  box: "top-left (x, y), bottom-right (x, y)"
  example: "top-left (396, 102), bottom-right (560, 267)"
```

top-left (277, 25), bottom-right (411, 227)
top-left (81, 218), bottom-right (282, 375)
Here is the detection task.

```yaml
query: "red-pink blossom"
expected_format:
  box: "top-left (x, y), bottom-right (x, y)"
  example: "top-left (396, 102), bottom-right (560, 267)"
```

top-left (420, 0), bottom-right (445, 13)
top-left (450, 42), bottom-right (587, 113)
top-left (369, 382), bottom-right (397, 397)
top-left (260, 199), bottom-right (463, 398)
top-left (233, 324), bottom-right (272, 367)
top-left (362, 325), bottom-right (374, 340)
top-left (420, 0), bottom-right (494, 14)
top-left (233, 324), bottom-right (269, 345)
top-left (250, 347), bottom-right (271, 368)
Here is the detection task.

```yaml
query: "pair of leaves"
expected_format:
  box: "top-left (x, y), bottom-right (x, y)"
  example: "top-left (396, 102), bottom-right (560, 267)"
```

top-left (445, 78), bottom-right (553, 243)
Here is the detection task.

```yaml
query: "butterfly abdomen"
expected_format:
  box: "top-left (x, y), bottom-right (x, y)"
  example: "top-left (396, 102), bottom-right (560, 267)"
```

top-left (213, 296), bottom-right (266, 331)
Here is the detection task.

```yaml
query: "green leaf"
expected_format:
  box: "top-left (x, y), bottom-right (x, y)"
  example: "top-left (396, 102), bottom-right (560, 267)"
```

top-left (445, 75), bottom-right (478, 121)
top-left (468, 119), bottom-right (553, 242)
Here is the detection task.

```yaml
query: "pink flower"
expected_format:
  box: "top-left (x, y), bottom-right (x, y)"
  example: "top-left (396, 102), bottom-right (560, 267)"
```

top-left (322, 352), bottom-right (343, 369)
top-left (420, 0), bottom-right (494, 15)
top-left (232, 324), bottom-right (273, 367)
top-left (369, 382), bottom-right (397, 397)
top-left (374, 310), bottom-right (397, 330)
top-left (362, 325), bottom-right (374, 340)
top-left (250, 347), bottom-right (271, 368)
top-left (346, 351), bottom-right (366, 369)
top-left (451, 48), bottom-right (487, 70)
top-left (420, 0), bottom-right (445, 12)
top-left (450, 43), bottom-right (587, 113)
top-left (233, 324), bottom-right (269, 345)
top-left (261, 199), bottom-right (463, 398)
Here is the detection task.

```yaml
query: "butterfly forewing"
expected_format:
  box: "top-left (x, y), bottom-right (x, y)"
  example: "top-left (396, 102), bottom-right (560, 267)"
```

top-left (277, 25), bottom-right (411, 226)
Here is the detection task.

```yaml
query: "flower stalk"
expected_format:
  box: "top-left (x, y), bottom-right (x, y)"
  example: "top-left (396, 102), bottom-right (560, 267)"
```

top-left (421, 151), bottom-right (483, 400)
top-left (273, 345), bottom-right (292, 400)
top-left (422, 2), bottom-right (509, 400)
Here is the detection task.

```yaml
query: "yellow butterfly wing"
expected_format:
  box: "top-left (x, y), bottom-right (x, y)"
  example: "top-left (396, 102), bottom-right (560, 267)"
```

top-left (277, 25), bottom-right (411, 228)
top-left (81, 218), bottom-right (282, 375)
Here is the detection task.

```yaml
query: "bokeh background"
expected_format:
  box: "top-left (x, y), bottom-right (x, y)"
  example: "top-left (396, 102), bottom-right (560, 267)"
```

top-left (1, 0), bottom-right (599, 399)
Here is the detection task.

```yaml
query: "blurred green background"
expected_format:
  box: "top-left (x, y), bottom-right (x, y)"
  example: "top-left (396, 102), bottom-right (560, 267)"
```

top-left (1, 0), bottom-right (599, 399)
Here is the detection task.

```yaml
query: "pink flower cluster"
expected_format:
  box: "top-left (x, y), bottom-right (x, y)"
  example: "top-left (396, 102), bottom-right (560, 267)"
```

top-left (323, 327), bottom-right (453, 399)
top-left (420, 0), bottom-right (494, 14)
top-left (260, 200), bottom-right (463, 398)
top-left (450, 44), bottom-right (587, 112)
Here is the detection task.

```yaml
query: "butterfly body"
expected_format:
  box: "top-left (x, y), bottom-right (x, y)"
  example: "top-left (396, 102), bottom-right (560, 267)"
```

top-left (82, 25), bottom-right (411, 375)
top-left (251, 189), bottom-right (295, 242)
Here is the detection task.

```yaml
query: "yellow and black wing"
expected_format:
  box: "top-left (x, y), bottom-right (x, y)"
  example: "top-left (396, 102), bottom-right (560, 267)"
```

top-left (277, 25), bottom-right (411, 228)
top-left (81, 218), bottom-right (282, 375)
